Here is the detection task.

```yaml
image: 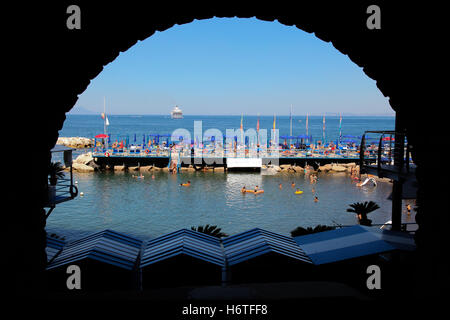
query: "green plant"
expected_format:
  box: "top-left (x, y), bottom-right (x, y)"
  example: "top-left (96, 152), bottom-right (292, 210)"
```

top-left (191, 224), bottom-right (228, 238)
top-left (48, 161), bottom-right (65, 185)
top-left (290, 224), bottom-right (336, 237)
top-left (346, 201), bottom-right (380, 226)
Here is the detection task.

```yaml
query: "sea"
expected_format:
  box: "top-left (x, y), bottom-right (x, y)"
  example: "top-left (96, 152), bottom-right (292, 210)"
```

top-left (47, 114), bottom-right (416, 242)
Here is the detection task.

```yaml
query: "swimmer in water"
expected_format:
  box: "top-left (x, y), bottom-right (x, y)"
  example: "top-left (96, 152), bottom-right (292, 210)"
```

top-left (180, 180), bottom-right (191, 187)
top-left (254, 185), bottom-right (259, 192)
top-left (291, 182), bottom-right (295, 188)
top-left (406, 203), bottom-right (411, 215)
top-left (312, 187), bottom-right (315, 193)
top-left (152, 175), bottom-right (155, 179)
top-left (314, 196), bottom-right (319, 202)
top-left (279, 183), bottom-right (282, 189)
top-left (241, 186), bottom-right (246, 193)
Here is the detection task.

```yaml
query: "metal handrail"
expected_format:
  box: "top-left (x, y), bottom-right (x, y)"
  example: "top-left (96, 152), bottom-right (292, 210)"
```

top-left (334, 222), bottom-right (417, 234)
top-left (360, 130), bottom-right (412, 178)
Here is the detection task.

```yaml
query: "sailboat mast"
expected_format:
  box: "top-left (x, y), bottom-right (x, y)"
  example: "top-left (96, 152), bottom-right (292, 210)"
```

top-left (103, 97), bottom-right (106, 136)
top-left (290, 104), bottom-right (293, 137)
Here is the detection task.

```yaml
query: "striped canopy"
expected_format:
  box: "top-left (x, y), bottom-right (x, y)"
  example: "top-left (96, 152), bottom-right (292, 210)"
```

top-left (222, 228), bottom-right (312, 266)
top-left (46, 230), bottom-right (142, 271)
top-left (140, 229), bottom-right (225, 268)
top-left (46, 235), bottom-right (66, 263)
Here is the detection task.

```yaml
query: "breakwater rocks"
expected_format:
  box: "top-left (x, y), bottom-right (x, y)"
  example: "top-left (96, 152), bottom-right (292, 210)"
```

top-left (67, 153), bottom-right (391, 183)
top-left (57, 137), bottom-right (94, 149)
top-left (318, 163), bottom-right (359, 174)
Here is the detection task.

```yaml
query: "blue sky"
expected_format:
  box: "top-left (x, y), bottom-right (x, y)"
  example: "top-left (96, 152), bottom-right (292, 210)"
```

top-left (72, 17), bottom-right (393, 116)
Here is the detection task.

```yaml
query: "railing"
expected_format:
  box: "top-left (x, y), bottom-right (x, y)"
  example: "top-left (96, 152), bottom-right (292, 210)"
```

top-left (92, 146), bottom-right (376, 160)
top-left (359, 130), bottom-right (413, 179)
top-left (47, 145), bottom-right (78, 215)
top-left (335, 222), bottom-right (417, 234)
top-left (47, 176), bottom-right (78, 206)
top-left (92, 147), bottom-right (170, 157)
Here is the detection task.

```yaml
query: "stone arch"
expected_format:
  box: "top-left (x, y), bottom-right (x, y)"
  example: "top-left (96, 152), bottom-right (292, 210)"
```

top-left (18, 2), bottom-right (440, 297)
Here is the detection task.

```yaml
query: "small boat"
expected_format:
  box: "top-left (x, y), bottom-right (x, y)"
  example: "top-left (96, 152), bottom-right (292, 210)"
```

top-left (171, 105), bottom-right (183, 119)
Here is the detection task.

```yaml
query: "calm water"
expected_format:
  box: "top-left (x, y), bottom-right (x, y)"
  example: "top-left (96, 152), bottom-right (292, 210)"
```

top-left (47, 115), bottom-right (414, 241)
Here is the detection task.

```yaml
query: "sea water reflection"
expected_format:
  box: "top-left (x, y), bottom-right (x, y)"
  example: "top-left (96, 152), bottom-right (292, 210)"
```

top-left (46, 170), bottom-right (413, 241)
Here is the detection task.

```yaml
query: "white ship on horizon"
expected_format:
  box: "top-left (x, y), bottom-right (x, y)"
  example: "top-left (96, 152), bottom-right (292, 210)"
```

top-left (171, 105), bottom-right (183, 119)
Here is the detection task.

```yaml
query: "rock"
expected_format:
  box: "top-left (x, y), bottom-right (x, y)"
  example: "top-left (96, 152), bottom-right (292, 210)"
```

top-left (74, 153), bottom-right (94, 165)
top-left (214, 167), bottom-right (225, 172)
top-left (331, 165), bottom-right (347, 172)
top-left (265, 167), bottom-right (278, 175)
top-left (140, 166), bottom-right (152, 171)
top-left (152, 167), bottom-right (161, 171)
top-left (114, 165), bottom-right (126, 171)
top-left (273, 165), bottom-right (282, 172)
top-left (128, 166), bottom-right (139, 171)
top-left (376, 177), bottom-right (392, 183)
top-left (280, 164), bottom-right (291, 170)
top-left (86, 160), bottom-right (100, 170)
top-left (180, 167), bottom-right (189, 172)
top-left (57, 137), bottom-right (94, 149)
top-left (162, 167), bottom-right (169, 172)
top-left (318, 164), bottom-right (333, 172)
top-left (187, 167), bottom-right (196, 172)
top-left (72, 163), bottom-right (95, 172)
top-left (292, 166), bottom-right (303, 173)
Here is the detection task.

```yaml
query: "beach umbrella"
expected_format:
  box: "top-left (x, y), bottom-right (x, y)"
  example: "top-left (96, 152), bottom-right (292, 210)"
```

top-left (95, 134), bottom-right (108, 139)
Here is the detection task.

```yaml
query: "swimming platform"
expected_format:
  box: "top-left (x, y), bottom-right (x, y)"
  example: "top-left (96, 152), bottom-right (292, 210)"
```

top-left (92, 148), bottom-right (378, 169)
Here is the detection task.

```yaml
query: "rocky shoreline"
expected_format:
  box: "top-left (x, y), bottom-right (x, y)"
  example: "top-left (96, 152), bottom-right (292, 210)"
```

top-left (57, 137), bottom-right (94, 149)
top-left (65, 152), bottom-right (392, 183)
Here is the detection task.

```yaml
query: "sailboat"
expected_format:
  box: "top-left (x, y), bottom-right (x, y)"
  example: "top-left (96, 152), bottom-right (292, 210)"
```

top-left (100, 97), bottom-right (110, 148)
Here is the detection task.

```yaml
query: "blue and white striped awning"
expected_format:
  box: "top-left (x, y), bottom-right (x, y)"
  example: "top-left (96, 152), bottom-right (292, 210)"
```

top-left (140, 229), bottom-right (225, 268)
top-left (293, 225), bottom-right (415, 265)
top-left (46, 230), bottom-right (142, 271)
top-left (46, 235), bottom-right (66, 263)
top-left (222, 228), bottom-right (312, 266)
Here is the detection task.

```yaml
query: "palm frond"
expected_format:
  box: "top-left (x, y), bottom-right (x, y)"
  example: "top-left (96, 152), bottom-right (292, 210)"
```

top-left (191, 224), bottom-right (228, 238)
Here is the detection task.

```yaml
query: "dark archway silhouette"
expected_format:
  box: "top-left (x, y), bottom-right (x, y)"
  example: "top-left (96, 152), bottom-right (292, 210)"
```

top-left (15, 2), bottom-right (442, 299)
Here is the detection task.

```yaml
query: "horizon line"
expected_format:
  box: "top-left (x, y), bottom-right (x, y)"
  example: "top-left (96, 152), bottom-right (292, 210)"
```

top-left (68, 112), bottom-right (395, 117)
